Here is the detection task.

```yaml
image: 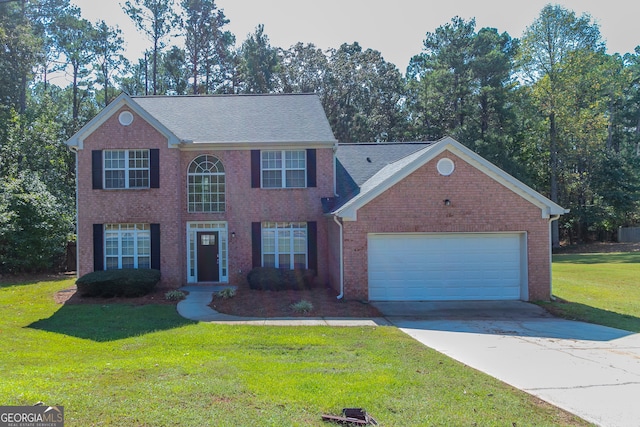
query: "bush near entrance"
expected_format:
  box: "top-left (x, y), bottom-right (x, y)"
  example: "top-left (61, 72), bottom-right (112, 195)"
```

top-left (76, 269), bottom-right (161, 297)
top-left (247, 267), bottom-right (315, 291)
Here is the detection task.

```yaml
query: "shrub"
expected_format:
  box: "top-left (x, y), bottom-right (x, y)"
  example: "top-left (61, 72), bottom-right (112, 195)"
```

top-left (217, 287), bottom-right (236, 299)
top-left (247, 267), bottom-right (315, 291)
top-left (165, 290), bottom-right (186, 301)
top-left (290, 299), bottom-right (313, 314)
top-left (76, 269), bottom-right (161, 297)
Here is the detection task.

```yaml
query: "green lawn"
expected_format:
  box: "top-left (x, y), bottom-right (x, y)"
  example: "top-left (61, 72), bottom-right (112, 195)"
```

top-left (543, 251), bottom-right (640, 332)
top-left (0, 278), bottom-right (589, 426)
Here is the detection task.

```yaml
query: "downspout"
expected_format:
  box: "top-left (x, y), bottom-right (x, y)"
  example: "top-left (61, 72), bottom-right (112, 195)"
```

top-left (333, 215), bottom-right (344, 300)
top-left (69, 146), bottom-right (79, 278)
top-left (548, 214), bottom-right (561, 300)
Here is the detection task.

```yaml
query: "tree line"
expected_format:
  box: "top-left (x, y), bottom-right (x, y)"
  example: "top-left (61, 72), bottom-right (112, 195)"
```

top-left (1, 0), bottom-right (639, 273)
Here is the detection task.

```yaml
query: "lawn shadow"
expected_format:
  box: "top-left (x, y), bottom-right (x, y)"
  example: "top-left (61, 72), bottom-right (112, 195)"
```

top-left (29, 303), bottom-right (196, 342)
top-left (553, 252), bottom-right (640, 264)
top-left (540, 299), bottom-right (640, 333)
top-left (0, 273), bottom-right (75, 288)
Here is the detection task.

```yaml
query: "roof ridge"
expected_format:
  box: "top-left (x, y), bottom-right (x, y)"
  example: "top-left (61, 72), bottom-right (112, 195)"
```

top-left (130, 93), bottom-right (318, 99)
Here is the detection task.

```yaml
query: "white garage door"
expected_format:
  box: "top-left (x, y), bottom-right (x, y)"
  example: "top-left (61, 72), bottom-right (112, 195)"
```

top-left (368, 233), bottom-right (525, 301)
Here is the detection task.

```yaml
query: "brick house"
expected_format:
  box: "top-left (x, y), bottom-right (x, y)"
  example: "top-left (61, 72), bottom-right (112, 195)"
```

top-left (67, 93), bottom-right (566, 302)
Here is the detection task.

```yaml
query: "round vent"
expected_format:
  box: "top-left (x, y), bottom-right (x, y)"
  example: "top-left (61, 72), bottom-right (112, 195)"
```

top-left (437, 158), bottom-right (455, 176)
top-left (118, 111), bottom-right (134, 126)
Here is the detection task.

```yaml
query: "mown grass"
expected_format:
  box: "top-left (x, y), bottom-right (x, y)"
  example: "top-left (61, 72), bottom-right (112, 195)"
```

top-left (0, 277), bottom-right (590, 426)
top-left (541, 251), bottom-right (640, 332)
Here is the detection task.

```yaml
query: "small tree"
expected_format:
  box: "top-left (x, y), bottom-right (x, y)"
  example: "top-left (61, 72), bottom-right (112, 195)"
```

top-left (0, 172), bottom-right (73, 274)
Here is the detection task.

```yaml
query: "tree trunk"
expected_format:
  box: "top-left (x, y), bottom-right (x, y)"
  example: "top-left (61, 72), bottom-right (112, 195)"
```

top-left (549, 112), bottom-right (560, 247)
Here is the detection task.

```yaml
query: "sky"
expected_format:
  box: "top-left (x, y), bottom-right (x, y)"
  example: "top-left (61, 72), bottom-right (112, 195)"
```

top-left (70, 0), bottom-right (639, 73)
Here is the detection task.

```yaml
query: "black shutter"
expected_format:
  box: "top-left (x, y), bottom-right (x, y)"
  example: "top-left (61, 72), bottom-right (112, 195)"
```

top-left (93, 224), bottom-right (104, 271)
top-left (150, 224), bottom-right (160, 270)
top-left (149, 149), bottom-right (160, 188)
top-left (92, 150), bottom-right (102, 190)
top-left (251, 222), bottom-right (262, 268)
top-left (250, 150), bottom-right (261, 188)
top-left (307, 221), bottom-right (317, 273)
top-left (306, 149), bottom-right (316, 188)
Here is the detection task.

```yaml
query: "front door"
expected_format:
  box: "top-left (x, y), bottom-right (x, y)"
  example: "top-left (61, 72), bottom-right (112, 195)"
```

top-left (197, 232), bottom-right (219, 282)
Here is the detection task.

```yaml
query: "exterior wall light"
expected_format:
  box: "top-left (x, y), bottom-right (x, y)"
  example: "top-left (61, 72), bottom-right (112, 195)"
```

top-left (444, 199), bottom-right (451, 206)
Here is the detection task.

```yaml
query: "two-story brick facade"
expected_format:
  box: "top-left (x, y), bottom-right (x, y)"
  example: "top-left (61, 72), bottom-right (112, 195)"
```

top-left (67, 93), bottom-right (336, 288)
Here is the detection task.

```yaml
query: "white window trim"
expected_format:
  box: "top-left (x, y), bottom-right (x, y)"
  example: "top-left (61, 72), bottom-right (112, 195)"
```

top-left (186, 222), bottom-right (228, 283)
top-left (103, 149), bottom-right (150, 189)
top-left (187, 155), bottom-right (225, 213)
top-left (104, 223), bottom-right (151, 270)
top-left (261, 222), bottom-right (308, 269)
top-left (260, 150), bottom-right (306, 189)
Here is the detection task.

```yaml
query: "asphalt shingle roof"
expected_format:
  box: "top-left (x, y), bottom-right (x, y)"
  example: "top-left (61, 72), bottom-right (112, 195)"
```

top-left (335, 142), bottom-right (434, 201)
top-left (132, 93), bottom-right (337, 144)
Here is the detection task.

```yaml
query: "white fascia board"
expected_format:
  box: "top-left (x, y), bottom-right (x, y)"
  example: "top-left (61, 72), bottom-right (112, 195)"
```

top-left (177, 140), bottom-right (336, 151)
top-left (441, 139), bottom-right (567, 217)
top-left (65, 93), bottom-right (181, 150)
top-left (333, 136), bottom-right (567, 220)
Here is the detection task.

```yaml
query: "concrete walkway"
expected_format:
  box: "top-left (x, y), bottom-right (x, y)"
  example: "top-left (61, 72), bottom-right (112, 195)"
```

top-left (377, 302), bottom-right (640, 427)
top-left (176, 285), bottom-right (390, 326)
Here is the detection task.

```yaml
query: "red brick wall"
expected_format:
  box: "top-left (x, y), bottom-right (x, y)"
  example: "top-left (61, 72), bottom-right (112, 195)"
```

top-left (77, 107), bottom-right (183, 285)
top-left (340, 151), bottom-right (552, 301)
top-left (179, 148), bottom-right (334, 286)
top-left (76, 106), bottom-right (334, 288)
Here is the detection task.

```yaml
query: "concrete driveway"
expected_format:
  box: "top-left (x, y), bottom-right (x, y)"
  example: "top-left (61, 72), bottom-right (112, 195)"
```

top-left (372, 301), bottom-right (640, 427)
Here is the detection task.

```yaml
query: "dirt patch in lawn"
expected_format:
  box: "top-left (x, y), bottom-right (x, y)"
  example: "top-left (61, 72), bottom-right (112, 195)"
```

top-left (555, 242), bottom-right (640, 254)
top-left (210, 286), bottom-right (382, 318)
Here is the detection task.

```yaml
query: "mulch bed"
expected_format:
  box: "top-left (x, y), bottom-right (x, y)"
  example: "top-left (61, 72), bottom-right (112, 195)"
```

top-left (210, 286), bottom-right (382, 318)
top-left (53, 284), bottom-right (179, 305)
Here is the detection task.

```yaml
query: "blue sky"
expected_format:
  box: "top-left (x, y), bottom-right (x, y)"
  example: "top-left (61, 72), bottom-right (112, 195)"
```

top-left (71, 0), bottom-right (638, 73)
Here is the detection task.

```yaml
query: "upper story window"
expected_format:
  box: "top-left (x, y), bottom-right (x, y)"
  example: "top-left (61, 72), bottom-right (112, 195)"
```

top-left (104, 149), bottom-right (149, 189)
top-left (261, 150), bottom-right (306, 188)
top-left (188, 155), bottom-right (225, 213)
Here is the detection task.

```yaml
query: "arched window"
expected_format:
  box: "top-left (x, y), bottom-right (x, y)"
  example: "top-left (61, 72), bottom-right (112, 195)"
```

top-left (188, 155), bottom-right (225, 212)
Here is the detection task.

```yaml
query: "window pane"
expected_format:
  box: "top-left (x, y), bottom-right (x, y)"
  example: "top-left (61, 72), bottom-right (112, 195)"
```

top-left (262, 170), bottom-right (282, 188)
top-left (278, 254), bottom-right (290, 269)
top-left (285, 170), bottom-right (305, 188)
top-left (263, 254), bottom-right (276, 268)
top-left (293, 254), bottom-right (306, 269)
top-left (138, 257), bottom-right (151, 269)
top-left (121, 257), bottom-right (134, 269)
top-left (262, 229), bottom-right (275, 252)
top-left (105, 257), bottom-right (118, 270)
top-left (129, 169), bottom-right (149, 188)
top-left (105, 170), bottom-right (125, 189)
top-left (285, 150), bottom-right (305, 169)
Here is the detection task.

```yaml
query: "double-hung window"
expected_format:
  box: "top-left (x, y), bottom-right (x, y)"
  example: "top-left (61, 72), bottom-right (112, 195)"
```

top-left (261, 150), bottom-right (306, 188)
top-left (104, 149), bottom-right (149, 189)
top-left (104, 224), bottom-right (151, 269)
top-left (261, 222), bottom-right (307, 269)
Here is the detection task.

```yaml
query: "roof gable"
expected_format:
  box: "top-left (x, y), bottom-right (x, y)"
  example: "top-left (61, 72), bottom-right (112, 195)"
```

top-left (333, 137), bottom-right (567, 220)
top-left (65, 93), bottom-right (180, 150)
top-left (67, 93), bottom-right (337, 151)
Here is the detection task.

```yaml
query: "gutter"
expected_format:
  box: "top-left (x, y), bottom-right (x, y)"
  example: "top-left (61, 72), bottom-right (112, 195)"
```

top-left (333, 215), bottom-right (344, 300)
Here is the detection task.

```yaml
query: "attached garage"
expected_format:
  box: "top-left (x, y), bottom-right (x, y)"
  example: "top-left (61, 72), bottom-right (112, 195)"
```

top-left (367, 233), bottom-right (527, 301)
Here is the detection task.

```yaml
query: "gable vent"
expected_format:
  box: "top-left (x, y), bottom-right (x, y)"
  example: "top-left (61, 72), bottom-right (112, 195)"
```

top-left (437, 158), bottom-right (455, 176)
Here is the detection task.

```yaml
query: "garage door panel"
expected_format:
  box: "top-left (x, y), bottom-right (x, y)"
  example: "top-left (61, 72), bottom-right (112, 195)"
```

top-left (368, 233), bottom-right (525, 301)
